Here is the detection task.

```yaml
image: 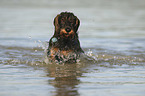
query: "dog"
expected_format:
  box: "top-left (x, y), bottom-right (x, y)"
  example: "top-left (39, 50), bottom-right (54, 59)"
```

top-left (47, 12), bottom-right (84, 63)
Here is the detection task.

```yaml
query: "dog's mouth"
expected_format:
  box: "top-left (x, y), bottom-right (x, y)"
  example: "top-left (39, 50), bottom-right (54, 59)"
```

top-left (64, 33), bottom-right (70, 36)
top-left (60, 29), bottom-right (75, 38)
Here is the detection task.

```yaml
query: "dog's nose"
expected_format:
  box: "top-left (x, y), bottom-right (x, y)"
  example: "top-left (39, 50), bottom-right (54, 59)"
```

top-left (65, 27), bottom-right (71, 32)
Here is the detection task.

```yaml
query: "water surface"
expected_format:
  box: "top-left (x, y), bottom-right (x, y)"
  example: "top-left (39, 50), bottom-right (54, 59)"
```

top-left (0, 0), bottom-right (145, 96)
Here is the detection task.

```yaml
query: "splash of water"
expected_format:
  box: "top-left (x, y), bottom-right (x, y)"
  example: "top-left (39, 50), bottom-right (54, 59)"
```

top-left (1, 41), bottom-right (144, 67)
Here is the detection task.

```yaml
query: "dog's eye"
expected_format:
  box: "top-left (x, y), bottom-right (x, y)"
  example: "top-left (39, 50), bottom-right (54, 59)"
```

top-left (69, 19), bottom-right (74, 22)
top-left (61, 18), bottom-right (65, 22)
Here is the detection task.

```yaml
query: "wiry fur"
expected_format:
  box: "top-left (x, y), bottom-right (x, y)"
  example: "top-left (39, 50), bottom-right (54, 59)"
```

top-left (47, 12), bottom-right (84, 63)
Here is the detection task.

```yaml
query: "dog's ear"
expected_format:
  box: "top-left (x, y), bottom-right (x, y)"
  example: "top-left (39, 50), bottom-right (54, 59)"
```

top-left (74, 16), bottom-right (80, 32)
top-left (54, 14), bottom-right (60, 32)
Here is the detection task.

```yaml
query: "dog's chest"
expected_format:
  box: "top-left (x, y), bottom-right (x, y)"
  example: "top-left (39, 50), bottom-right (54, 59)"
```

top-left (50, 48), bottom-right (74, 56)
top-left (51, 37), bottom-right (77, 50)
top-left (49, 47), bottom-right (77, 62)
top-left (49, 37), bottom-right (79, 62)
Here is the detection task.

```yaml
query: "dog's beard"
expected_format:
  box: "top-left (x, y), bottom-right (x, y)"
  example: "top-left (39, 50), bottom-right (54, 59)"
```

top-left (60, 28), bottom-right (75, 38)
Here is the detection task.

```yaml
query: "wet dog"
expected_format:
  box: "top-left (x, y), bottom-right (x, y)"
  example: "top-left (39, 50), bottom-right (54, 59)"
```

top-left (47, 12), bottom-right (84, 63)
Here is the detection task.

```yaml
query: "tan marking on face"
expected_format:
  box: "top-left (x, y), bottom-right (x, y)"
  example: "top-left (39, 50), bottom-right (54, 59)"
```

top-left (60, 29), bottom-right (75, 38)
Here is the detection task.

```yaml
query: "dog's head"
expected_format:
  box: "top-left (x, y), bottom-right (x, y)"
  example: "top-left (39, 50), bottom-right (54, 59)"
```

top-left (53, 12), bottom-right (80, 38)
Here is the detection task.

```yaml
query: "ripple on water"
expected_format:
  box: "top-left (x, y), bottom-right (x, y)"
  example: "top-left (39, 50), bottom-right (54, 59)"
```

top-left (0, 45), bottom-right (144, 69)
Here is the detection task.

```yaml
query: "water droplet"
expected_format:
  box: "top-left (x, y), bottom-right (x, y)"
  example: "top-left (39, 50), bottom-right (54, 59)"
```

top-left (52, 37), bottom-right (57, 42)
top-left (29, 36), bottom-right (31, 39)
top-left (38, 40), bottom-right (41, 42)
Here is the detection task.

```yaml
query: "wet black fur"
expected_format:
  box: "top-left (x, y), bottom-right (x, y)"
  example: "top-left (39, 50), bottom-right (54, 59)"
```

top-left (47, 12), bottom-right (84, 63)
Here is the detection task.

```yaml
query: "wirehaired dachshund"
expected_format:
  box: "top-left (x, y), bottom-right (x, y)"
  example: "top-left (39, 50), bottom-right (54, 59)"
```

top-left (47, 12), bottom-right (84, 63)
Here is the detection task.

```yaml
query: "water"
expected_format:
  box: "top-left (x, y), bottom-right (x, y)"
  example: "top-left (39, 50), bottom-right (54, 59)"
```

top-left (0, 0), bottom-right (145, 96)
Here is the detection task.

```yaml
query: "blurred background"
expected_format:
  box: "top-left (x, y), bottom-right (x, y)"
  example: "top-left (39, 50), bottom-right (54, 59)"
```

top-left (0, 0), bottom-right (145, 49)
top-left (0, 0), bottom-right (145, 96)
top-left (1, 0), bottom-right (145, 41)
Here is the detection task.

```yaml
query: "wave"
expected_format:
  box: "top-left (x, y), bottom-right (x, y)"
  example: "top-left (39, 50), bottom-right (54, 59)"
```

top-left (0, 44), bottom-right (144, 68)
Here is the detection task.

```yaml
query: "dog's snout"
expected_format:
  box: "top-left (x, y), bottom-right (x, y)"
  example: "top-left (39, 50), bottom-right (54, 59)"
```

top-left (65, 27), bottom-right (71, 32)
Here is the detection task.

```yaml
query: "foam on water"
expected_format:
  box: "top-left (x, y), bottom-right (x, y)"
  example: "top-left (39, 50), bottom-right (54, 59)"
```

top-left (1, 42), bottom-right (144, 68)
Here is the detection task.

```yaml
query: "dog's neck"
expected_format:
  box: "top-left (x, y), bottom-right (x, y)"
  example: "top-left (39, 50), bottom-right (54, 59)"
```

top-left (60, 36), bottom-right (77, 49)
top-left (52, 34), bottom-right (78, 51)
